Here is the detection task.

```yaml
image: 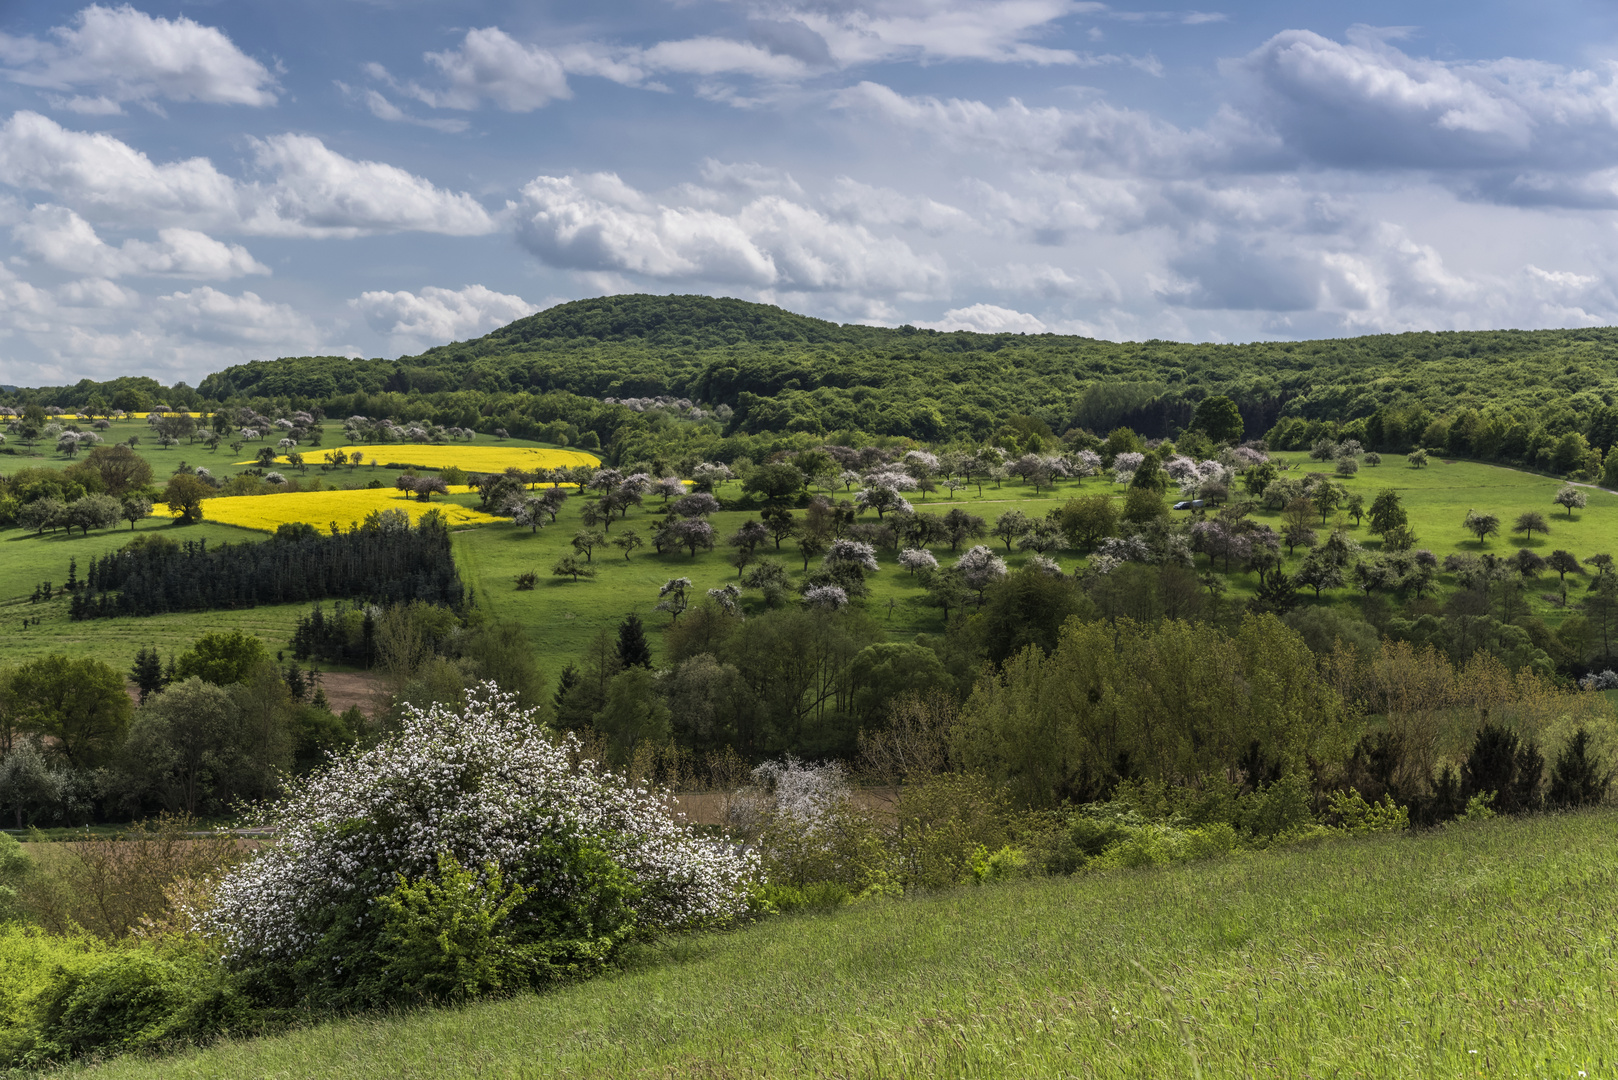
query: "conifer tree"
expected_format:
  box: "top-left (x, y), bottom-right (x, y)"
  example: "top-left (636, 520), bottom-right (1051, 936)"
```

top-left (617, 614), bottom-right (653, 670)
top-left (130, 646), bottom-right (164, 702)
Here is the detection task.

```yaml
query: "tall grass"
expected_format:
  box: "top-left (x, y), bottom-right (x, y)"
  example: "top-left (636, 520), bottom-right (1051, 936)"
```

top-left (76, 810), bottom-right (1618, 1079)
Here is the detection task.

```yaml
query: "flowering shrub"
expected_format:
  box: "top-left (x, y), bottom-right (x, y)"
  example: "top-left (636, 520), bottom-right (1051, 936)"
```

top-left (1579, 670), bottom-right (1618, 691)
top-left (209, 684), bottom-right (754, 1005)
top-left (1110, 451), bottom-right (1144, 484)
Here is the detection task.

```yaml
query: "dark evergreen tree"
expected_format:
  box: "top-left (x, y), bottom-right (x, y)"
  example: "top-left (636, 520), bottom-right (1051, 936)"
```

top-left (130, 646), bottom-right (164, 703)
top-left (285, 664), bottom-right (308, 702)
top-left (552, 663), bottom-right (581, 712)
top-left (1462, 723), bottom-right (1543, 814)
top-left (616, 614), bottom-right (653, 670)
top-left (1547, 728), bottom-right (1613, 808)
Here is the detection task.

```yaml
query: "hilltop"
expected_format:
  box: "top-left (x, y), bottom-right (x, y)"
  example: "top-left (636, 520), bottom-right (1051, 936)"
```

top-left (188, 294), bottom-right (1618, 443)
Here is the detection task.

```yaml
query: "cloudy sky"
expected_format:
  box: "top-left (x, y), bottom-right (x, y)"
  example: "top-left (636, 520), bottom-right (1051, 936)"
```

top-left (2, 1), bottom-right (1618, 386)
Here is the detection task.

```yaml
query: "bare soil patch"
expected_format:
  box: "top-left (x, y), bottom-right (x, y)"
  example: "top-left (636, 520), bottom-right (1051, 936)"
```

top-left (313, 670), bottom-right (387, 717)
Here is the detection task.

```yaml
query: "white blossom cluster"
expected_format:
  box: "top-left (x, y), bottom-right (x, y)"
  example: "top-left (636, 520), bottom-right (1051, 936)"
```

top-left (956, 545), bottom-right (1008, 591)
top-left (1164, 455), bottom-right (1231, 496)
top-left (824, 539), bottom-right (880, 573)
top-left (1111, 451), bottom-right (1145, 484)
top-left (209, 684), bottom-right (756, 965)
top-left (854, 487), bottom-right (913, 514)
top-left (749, 757), bottom-right (850, 822)
top-left (1025, 553), bottom-right (1063, 576)
top-left (898, 548), bottom-right (938, 574)
top-left (803, 584), bottom-right (850, 610)
top-left (863, 467), bottom-right (918, 491)
top-left (1580, 670), bottom-right (1618, 691)
top-left (603, 395), bottom-right (717, 421)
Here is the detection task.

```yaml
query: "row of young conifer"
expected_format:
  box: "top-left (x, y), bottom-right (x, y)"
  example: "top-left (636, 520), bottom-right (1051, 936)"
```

top-left (66, 514), bottom-right (463, 618)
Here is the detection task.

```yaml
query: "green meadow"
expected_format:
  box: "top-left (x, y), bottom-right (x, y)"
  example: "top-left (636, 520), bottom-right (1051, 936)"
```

top-left (69, 809), bottom-right (1618, 1080)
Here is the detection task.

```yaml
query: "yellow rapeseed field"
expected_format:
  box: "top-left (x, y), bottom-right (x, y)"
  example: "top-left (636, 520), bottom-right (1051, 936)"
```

top-left (200, 486), bottom-right (503, 533)
top-left (241, 444), bottom-right (601, 473)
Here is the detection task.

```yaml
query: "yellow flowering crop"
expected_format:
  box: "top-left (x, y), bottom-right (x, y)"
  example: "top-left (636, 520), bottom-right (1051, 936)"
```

top-left (240, 444), bottom-right (600, 473)
top-left (200, 486), bottom-right (504, 533)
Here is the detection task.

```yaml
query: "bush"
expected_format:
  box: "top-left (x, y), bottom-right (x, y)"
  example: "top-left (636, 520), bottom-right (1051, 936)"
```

top-left (0, 928), bottom-right (256, 1069)
top-left (892, 773), bottom-right (1013, 890)
top-left (209, 684), bottom-right (754, 1009)
top-left (369, 849), bottom-right (637, 1004)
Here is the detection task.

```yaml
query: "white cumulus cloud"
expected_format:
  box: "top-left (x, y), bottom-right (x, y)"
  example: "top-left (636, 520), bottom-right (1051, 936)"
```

top-left (511, 172), bottom-right (945, 296)
top-left (13, 203), bottom-right (268, 278)
top-left (836, 80), bottom-right (1281, 175)
top-left (0, 111), bottom-right (495, 238)
top-left (415, 27), bottom-right (571, 111)
top-left (352, 284), bottom-right (540, 349)
top-left (0, 4), bottom-right (277, 111)
top-left (920, 303), bottom-right (1049, 333)
top-left (155, 286), bottom-right (316, 345)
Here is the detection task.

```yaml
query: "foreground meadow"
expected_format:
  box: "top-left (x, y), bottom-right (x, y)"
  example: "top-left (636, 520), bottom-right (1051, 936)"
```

top-left (73, 810), bottom-right (1618, 1080)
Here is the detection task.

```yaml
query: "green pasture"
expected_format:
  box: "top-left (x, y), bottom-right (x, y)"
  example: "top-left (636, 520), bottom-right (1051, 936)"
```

top-left (6, 417), bottom-right (257, 482)
top-left (4, 448), bottom-right (1618, 679)
top-left (453, 481), bottom-right (1084, 675)
top-left (75, 809), bottom-right (1618, 1080)
top-left (460, 455), bottom-right (1618, 676)
top-left (1264, 453), bottom-right (1618, 560)
top-left (0, 516), bottom-right (316, 668)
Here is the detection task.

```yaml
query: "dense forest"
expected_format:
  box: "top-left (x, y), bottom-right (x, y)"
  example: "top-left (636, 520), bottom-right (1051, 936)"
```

top-left (6, 295), bottom-right (1618, 480)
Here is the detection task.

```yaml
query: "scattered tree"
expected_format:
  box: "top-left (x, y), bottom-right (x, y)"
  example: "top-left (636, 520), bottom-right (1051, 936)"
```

top-left (1463, 509), bottom-right (1501, 545)
top-left (1554, 484), bottom-right (1588, 518)
top-left (656, 578), bottom-right (692, 622)
top-left (552, 556), bottom-right (595, 582)
top-left (1512, 511), bottom-right (1550, 541)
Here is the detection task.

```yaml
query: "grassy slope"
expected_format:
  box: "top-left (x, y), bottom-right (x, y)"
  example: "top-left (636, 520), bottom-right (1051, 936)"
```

top-left (77, 810), bottom-right (1618, 1080)
top-left (5, 448), bottom-right (1616, 677)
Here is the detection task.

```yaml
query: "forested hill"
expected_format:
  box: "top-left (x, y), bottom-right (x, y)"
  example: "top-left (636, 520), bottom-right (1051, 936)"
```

top-left (64, 294), bottom-right (1618, 448)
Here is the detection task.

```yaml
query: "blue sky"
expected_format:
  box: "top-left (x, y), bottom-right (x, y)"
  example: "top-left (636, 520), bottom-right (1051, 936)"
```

top-left (3, 1), bottom-right (1618, 386)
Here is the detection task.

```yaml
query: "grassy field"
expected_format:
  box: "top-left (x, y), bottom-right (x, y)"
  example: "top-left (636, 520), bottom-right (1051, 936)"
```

top-left (5, 442), bottom-right (1618, 678)
top-left (0, 423), bottom-right (574, 670)
top-left (71, 809), bottom-right (1618, 1080)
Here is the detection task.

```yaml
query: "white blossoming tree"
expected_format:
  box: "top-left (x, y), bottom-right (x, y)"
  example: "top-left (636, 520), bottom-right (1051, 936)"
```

top-left (209, 684), bottom-right (755, 1006)
top-left (824, 538), bottom-right (881, 573)
top-left (956, 545), bottom-right (1008, 602)
top-left (898, 548), bottom-right (939, 576)
top-left (803, 584), bottom-right (850, 610)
